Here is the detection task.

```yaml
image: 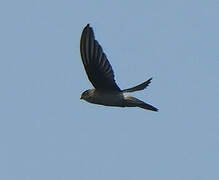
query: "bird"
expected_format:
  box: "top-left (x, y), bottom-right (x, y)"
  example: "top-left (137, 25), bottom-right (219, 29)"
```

top-left (80, 24), bottom-right (158, 112)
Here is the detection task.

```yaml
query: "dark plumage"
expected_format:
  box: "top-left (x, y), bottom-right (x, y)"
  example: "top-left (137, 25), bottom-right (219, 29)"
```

top-left (80, 24), bottom-right (121, 92)
top-left (80, 24), bottom-right (158, 112)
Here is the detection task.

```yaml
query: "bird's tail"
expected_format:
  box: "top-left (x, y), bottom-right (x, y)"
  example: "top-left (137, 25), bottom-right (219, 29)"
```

top-left (122, 78), bottom-right (152, 93)
top-left (124, 96), bottom-right (158, 112)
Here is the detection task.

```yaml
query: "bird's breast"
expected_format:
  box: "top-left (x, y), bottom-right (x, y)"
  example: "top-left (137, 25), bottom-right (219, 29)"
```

top-left (88, 91), bottom-right (125, 107)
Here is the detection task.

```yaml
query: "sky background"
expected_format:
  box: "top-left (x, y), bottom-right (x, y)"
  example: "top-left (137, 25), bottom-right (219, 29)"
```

top-left (0, 0), bottom-right (219, 179)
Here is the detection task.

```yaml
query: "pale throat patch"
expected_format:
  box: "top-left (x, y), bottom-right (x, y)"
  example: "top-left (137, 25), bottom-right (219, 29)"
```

top-left (123, 92), bottom-right (130, 98)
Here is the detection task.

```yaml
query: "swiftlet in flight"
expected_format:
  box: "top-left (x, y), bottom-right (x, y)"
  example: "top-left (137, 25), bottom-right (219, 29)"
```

top-left (80, 24), bottom-right (158, 112)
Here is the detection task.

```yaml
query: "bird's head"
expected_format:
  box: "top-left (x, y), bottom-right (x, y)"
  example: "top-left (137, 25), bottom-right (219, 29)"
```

top-left (80, 89), bottom-right (95, 101)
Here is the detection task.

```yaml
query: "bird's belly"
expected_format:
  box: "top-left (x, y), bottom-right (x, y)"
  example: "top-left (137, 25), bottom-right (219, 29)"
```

top-left (89, 92), bottom-right (125, 107)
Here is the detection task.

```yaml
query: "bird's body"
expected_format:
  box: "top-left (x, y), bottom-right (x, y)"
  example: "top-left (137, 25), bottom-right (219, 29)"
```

top-left (81, 89), bottom-right (125, 107)
top-left (80, 24), bottom-right (158, 112)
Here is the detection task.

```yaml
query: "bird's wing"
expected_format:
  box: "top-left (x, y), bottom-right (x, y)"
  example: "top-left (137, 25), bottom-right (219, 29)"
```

top-left (80, 24), bottom-right (121, 92)
top-left (122, 78), bottom-right (152, 93)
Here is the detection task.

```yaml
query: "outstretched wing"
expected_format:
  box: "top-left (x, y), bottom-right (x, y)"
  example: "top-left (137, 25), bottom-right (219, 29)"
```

top-left (122, 78), bottom-right (152, 93)
top-left (80, 24), bottom-right (121, 92)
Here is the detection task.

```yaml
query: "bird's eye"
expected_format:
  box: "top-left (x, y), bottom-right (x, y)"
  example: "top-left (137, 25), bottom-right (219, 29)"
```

top-left (85, 91), bottom-right (89, 96)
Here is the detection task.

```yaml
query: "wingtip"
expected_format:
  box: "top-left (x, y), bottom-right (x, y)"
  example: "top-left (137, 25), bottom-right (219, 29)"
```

top-left (147, 77), bottom-right (153, 84)
top-left (84, 24), bottom-right (93, 32)
top-left (85, 24), bottom-right (92, 29)
top-left (82, 24), bottom-right (93, 37)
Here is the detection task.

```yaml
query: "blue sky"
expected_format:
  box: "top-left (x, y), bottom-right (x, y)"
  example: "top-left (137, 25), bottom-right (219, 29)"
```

top-left (0, 0), bottom-right (219, 179)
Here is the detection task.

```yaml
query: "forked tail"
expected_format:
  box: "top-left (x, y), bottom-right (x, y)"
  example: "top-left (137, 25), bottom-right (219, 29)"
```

top-left (124, 96), bottom-right (158, 112)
